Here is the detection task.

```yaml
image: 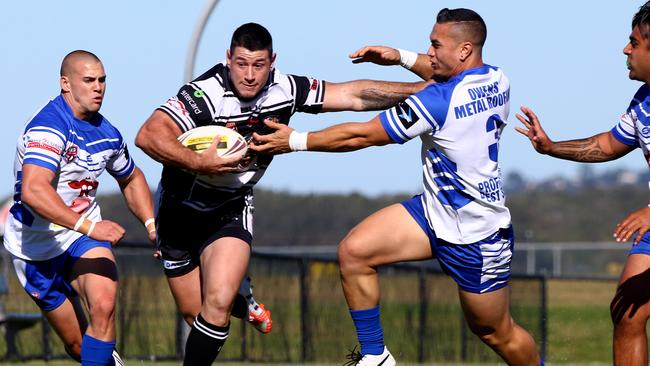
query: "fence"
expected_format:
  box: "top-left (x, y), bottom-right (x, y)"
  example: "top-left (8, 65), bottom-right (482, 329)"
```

top-left (0, 244), bottom-right (552, 364)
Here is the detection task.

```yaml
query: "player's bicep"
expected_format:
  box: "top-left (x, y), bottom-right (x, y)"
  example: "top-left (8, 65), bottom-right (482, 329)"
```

top-left (322, 81), bottom-right (357, 111)
top-left (21, 164), bottom-right (57, 202)
top-left (136, 110), bottom-right (183, 152)
top-left (604, 131), bottom-right (635, 158)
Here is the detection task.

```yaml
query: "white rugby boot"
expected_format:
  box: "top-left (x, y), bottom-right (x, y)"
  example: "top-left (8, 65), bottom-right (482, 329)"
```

top-left (112, 349), bottom-right (125, 366)
top-left (345, 346), bottom-right (396, 366)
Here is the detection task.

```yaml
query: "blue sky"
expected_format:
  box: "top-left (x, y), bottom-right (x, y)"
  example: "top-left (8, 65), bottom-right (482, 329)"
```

top-left (0, 1), bottom-right (642, 196)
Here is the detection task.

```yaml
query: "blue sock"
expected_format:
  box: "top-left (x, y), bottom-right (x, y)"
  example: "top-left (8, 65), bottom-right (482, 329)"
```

top-left (81, 334), bottom-right (115, 366)
top-left (350, 306), bottom-right (384, 355)
top-left (540, 357), bottom-right (545, 366)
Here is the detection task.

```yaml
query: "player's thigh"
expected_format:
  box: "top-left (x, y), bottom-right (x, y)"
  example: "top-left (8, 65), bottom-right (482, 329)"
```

top-left (200, 237), bottom-right (251, 301)
top-left (167, 266), bottom-right (202, 320)
top-left (69, 246), bottom-right (118, 308)
top-left (339, 203), bottom-right (432, 267)
top-left (458, 285), bottom-right (511, 334)
top-left (44, 296), bottom-right (87, 348)
top-left (613, 253), bottom-right (650, 320)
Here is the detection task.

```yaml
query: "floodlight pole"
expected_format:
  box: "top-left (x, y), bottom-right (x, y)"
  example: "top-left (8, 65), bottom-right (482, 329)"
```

top-left (184, 0), bottom-right (220, 83)
top-left (178, 0), bottom-right (220, 358)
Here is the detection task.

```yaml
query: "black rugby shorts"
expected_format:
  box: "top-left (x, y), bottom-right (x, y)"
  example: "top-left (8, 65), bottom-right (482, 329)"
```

top-left (156, 195), bottom-right (253, 277)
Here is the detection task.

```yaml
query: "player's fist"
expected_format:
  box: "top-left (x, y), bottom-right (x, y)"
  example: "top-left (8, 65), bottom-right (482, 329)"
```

top-left (350, 46), bottom-right (400, 66)
top-left (89, 220), bottom-right (125, 246)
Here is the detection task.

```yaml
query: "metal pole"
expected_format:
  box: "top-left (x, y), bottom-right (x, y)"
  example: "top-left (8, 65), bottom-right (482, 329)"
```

top-left (417, 268), bottom-right (427, 363)
top-left (299, 258), bottom-right (311, 362)
top-left (540, 275), bottom-right (548, 361)
top-left (184, 0), bottom-right (220, 83)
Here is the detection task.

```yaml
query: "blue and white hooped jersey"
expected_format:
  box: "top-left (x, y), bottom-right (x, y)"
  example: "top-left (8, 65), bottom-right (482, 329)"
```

top-left (4, 95), bottom-right (135, 260)
top-left (380, 65), bottom-right (511, 244)
top-left (611, 84), bottom-right (650, 165)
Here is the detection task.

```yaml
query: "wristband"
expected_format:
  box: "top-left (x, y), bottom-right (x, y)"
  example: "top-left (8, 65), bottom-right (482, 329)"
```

top-left (144, 218), bottom-right (156, 233)
top-left (87, 221), bottom-right (96, 237)
top-left (73, 216), bottom-right (85, 231)
top-left (75, 217), bottom-right (95, 235)
top-left (397, 48), bottom-right (418, 70)
top-left (289, 131), bottom-right (309, 151)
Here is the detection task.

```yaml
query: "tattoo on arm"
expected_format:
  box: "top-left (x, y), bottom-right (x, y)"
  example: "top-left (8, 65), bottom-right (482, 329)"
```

top-left (359, 88), bottom-right (410, 110)
top-left (551, 137), bottom-right (614, 162)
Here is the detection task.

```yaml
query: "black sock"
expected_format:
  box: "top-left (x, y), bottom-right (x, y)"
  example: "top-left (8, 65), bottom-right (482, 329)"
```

top-left (183, 313), bottom-right (229, 366)
top-left (231, 293), bottom-right (247, 319)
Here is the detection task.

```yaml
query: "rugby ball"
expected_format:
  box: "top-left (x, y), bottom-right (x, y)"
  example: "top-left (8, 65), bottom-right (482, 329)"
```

top-left (178, 125), bottom-right (248, 160)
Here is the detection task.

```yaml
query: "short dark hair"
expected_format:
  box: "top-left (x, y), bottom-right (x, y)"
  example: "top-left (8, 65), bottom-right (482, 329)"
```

top-left (230, 22), bottom-right (273, 57)
top-left (436, 8), bottom-right (487, 47)
top-left (633, 1), bottom-right (650, 39)
top-left (60, 50), bottom-right (101, 76)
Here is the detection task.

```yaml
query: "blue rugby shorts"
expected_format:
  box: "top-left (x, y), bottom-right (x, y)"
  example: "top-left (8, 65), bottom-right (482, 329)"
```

top-left (402, 194), bottom-right (513, 293)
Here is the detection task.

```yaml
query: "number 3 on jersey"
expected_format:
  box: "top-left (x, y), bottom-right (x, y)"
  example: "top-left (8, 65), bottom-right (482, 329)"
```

top-left (486, 114), bottom-right (505, 162)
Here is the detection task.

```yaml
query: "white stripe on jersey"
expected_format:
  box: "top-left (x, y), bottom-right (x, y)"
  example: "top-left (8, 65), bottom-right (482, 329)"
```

top-left (28, 126), bottom-right (66, 144)
top-left (410, 96), bottom-right (437, 129)
top-left (87, 138), bottom-right (120, 146)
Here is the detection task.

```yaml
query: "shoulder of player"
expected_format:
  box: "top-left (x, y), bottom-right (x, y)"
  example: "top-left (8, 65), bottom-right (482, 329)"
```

top-left (626, 84), bottom-right (650, 113)
top-left (268, 68), bottom-right (318, 94)
top-left (25, 97), bottom-right (73, 134)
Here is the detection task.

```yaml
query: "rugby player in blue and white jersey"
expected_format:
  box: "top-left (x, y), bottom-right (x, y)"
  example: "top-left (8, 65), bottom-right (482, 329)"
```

top-left (252, 8), bottom-right (542, 366)
top-left (517, 2), bottom-right (650, 365)
top-left (4, 50), bottom-right (156, 366)
top-left (136, 22), bottom-right (427, 366)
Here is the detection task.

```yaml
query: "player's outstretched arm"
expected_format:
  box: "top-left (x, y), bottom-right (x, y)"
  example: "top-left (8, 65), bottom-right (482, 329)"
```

top-left (614, 206), bottom-right (650, 244)
top-left (135, 111), bottom-right (240, 175)
top-left (250, 116), bottom-right (392, 155)
top-left (116, 167), bottom-right (156, 243)
top-left (515, 106), bottom-right (633, 162)
top-left (322, 79), bottom-right (430, 112)
top-left (21, 164), bottom-right (125, 245)
top-left (350, 45), bottom-right (434, 80)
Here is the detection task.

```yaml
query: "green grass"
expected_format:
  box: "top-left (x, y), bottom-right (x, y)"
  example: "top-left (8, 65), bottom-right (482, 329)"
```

top-left (0, 263), bottom-right (632, 364)
top-left (0, 361), bottom-right (612, 366)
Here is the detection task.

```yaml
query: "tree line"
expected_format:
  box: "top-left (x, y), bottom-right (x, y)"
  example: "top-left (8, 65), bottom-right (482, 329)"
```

top-left (99, 180), bottom-right (649, 246)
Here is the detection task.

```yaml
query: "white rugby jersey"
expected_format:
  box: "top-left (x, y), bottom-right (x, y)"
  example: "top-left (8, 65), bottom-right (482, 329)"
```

top-left (4, 95), bottom-right (135, 260)
top-left (611, 85), bottom-right (650, 166)
top-left (380, 65), bottom-right (511, 244)
top-left (157, 63), bottom-right (324, 211)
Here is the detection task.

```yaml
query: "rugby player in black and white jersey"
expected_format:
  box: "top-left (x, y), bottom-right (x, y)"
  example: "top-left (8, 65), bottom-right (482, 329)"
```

top-left (135, 22), bottom-right (427, 365)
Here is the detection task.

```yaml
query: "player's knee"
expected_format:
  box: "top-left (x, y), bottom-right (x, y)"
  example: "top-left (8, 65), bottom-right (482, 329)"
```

top-left (202, 289), bottom-right (234, 320)
top-left (468, 319), bottom-right (513, 348)
top-left (611, 307), bottom-right (646, 330)
top-left (338, 233), bottom-right (370, 269)
top-left (87, 293), bottom-right (116, 323)
top-left (473, 325), bottom-right (505, 348)
top-left (64, 342), bottom-right (82, 361)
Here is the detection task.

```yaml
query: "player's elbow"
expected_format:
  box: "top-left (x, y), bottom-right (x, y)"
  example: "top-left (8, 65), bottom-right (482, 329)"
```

top-left (20, 182), bottom-right (42, 208)
top-left (134, 126), bottom-right (155, 154)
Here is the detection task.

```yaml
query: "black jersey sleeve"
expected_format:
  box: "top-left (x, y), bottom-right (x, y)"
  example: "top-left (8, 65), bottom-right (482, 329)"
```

top-left (288, 74), bottom-right (325, 114)
top-left (157, 84), bottom-right (214, 133)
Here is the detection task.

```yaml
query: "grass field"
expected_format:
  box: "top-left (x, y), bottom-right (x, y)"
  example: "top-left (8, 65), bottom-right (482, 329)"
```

top-left (0, 362), bottom-right (612, 366)
top-left (0, 255), bottom-right (627, 364)
top-left (0, 362), bottom-right (614, 366)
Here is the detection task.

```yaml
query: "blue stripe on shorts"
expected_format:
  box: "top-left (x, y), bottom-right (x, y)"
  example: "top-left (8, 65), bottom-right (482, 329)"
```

top-left (401, 194), bottom-right (513, 293)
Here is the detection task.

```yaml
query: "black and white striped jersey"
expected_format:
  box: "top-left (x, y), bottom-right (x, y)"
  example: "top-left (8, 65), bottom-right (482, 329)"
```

top-left (157, 63), bottom-right (325, 211)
